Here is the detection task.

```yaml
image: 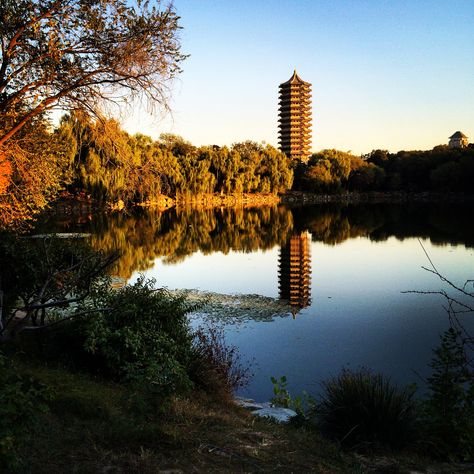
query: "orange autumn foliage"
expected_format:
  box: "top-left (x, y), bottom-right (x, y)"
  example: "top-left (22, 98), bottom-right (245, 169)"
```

top-left (0, 155), bottom-right (12, 194)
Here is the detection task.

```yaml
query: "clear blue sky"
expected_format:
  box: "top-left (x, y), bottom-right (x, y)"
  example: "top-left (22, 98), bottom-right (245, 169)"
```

top-left (124, 0), bottom-right (474, 155)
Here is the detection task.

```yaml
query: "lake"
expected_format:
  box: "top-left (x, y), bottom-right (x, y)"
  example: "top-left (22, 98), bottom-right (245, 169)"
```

top-left (37, 201), bottom-right (474, 402)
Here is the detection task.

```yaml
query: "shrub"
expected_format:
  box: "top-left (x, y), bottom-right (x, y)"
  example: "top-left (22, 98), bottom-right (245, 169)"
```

top-left (0, 353), bottom-right (52, 470)
top-left (0, 232), bottom-right (115, 333)
top-left (190, 324), bottom-right (252, 394)
top-left (315, 369), bottom-right (416, 449)
top-left (421, 328), bottom-right (474, 460)
top-left (80, 276), bottom-right (199, 396)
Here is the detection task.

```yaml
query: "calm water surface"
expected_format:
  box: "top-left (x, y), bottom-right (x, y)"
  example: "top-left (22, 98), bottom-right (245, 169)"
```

top-left (39, 202), bottom-right (474, 401)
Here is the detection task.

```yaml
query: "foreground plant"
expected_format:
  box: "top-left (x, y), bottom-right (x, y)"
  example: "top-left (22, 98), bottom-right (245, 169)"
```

top-left (0, 233), bottom-right (117, 339)
top-left (80, 277), bottom-right (200, 395)
top-left (270, 375), bottom-right (315, 417)
top-left (421, 327), bottom-right (474, 460)
top-left (410, 250), bottom-right (474, 459)
top-left (315, 369), bottom-right (417, 449)
top-left (0, 353), bottom-right (52, 471)
top-left (191, 324), bottom-right (253, 394)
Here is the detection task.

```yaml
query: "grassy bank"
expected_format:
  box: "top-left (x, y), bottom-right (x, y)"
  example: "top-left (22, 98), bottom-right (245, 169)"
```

top-left (11, 360), bottom-right (349, 473)
top-left (2, 359), bottom-right (470, 474)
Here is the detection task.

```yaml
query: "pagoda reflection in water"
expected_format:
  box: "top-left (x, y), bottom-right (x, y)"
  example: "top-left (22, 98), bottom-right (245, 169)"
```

top-left (278, 231), bottom-right (312, 315)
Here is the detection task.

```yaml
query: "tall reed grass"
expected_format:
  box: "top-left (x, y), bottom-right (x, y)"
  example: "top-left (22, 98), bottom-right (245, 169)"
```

top-left (316, 369), bottom-right (416, 449)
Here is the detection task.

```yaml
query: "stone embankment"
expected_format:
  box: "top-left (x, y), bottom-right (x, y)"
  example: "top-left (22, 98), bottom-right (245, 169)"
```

top-left (50, 190), bottom-right (474, 219)
top-left (175, 193), bottom-right (280, 208)
top-left (135, 194), bottom-right (175, 210)
top-left (281, 190), bottom-right (474, 204)
top-left (51, 192), bottom-right (281, 216)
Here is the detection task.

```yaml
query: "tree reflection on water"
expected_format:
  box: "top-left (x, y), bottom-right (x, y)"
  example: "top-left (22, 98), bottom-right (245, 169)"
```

top-left (35, 201), bottom-right (474, 284)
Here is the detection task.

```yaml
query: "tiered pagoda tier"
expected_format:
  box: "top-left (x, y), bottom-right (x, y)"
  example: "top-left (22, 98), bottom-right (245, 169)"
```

top-left (278, 70), bottom-right (312, 162)
top-left (278, 231), bottom-right (312, 313)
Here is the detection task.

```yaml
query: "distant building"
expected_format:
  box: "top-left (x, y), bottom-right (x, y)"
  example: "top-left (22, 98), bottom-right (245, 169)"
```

top-left (278, 70), bottom-right (312, 162)
top-left (278, 231), bottom-right (312, 315)
top-left (448, 131), bottom-right (469, 149)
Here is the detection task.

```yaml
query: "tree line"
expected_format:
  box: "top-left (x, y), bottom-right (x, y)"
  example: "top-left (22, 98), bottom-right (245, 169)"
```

top-left (294, 146), bottom-right (474, 194)
top-left (1, 111), bottom-right (294, 226)
top-left (3, 106), bottom-right (474, 228)
top-left (59, 113), bottom-right (294, 204)
top-left (0, 112), bottom-right (293, 227)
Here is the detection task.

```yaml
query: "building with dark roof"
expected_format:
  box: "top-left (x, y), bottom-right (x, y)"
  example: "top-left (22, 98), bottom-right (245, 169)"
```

top-left (278, 71), bottom-right (312, 162)
top-left (449, 131), bottom-right (468, 149)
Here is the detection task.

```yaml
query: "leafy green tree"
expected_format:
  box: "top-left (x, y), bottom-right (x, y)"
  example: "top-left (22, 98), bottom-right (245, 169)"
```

top-left (159, 133), bottom-right (196, 157)
top-left (232, 141), bottom-right (262, 192)
top-left (260, 144), bottom-right (293, 193)
top-left (303, 158), bottom-right (334, 192)
top-left (315, 149), bottom-right (352, 182)
top-left (348, 163), bottom-right (386, 191)
top-left (177, 151), bottom-right (215, 197)
top-left (230, 141), bottom-right (292, 194)
top-left (58, 113), bottom-right (182, 205)
top-left (431, 154), bottom-right (474, 193)
top-left (365, 149), bottom-right (390, 167)
top-left (209, 146), bottom-right (238, 194)
top-left (59, 113), bottom-right (134, 203)
top-left (153, 145), bottom-right (184, 197)
top-left (430, 161), bottom-right (463, 192)
top-left (297, 149), bottom-right (356, 193)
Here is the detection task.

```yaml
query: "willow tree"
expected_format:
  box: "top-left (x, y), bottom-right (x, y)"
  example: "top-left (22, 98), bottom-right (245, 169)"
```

top-left (0, 0), bottom-right (185, 224)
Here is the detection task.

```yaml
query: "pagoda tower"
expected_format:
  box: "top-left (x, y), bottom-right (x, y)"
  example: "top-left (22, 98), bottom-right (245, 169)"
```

top-left (278, 70), bottom-right (312, 162)
top-left (278, 231), bottom-right (312, 313)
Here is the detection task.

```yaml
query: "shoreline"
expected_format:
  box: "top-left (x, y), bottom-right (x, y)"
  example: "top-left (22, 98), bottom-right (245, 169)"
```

top-left (48, 190), bottom-right (474, 217)
top-left (174, 192), bottom-right (280, 208)
top-left (281, 190), bottom-right (474, 204)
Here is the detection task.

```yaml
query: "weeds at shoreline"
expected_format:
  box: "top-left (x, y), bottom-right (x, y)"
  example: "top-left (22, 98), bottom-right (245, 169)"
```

top-left (191, 324), bottom-right (253, 395)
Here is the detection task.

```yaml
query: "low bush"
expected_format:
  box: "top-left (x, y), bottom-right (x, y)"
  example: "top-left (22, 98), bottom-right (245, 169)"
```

top-left (270, 375), bottom-right (315, 417)
top-left (8, 274), bottom-right (254, 406)
top-left (14, 277), bottom-right (202, 400)
top-left (80, 277), bottom-right (200, 396)
top-left (0, 353), bottom-right (52, 471)
top-left (315, 368), bottom-right (417, 449)
top-left (0, 232), bottom-right (116, 333)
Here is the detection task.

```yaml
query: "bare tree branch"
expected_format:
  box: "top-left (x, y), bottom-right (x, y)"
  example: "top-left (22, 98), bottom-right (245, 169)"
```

top-left (0, 0), bottom-right (186, 146)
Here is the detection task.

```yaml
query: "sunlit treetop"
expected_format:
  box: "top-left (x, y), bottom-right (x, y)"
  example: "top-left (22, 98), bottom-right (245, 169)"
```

top-left (0, 0), bottom-right (187, 147)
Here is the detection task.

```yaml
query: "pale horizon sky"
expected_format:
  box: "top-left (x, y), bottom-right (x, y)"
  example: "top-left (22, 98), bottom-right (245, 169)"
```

top-left (122, 0), bottom-right (474, 155)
